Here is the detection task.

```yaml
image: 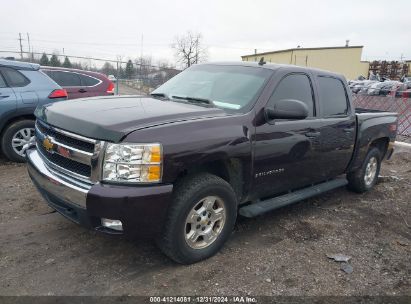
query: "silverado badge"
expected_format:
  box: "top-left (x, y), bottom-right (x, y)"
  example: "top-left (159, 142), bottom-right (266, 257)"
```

top-left (43, 137), bottom-right (54, 152)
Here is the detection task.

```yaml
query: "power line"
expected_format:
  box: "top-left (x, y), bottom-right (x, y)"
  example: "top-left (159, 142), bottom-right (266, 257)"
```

top-left (0, 50), bottom-right (180, 71)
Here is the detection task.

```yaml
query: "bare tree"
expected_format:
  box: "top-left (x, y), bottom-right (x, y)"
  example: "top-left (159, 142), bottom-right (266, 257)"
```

top-left (171, 31), bottom-right (207, 68)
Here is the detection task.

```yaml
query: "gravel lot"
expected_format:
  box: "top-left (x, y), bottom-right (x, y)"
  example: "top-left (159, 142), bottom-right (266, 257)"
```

top-left (0, 150), bottom-right (410, 296)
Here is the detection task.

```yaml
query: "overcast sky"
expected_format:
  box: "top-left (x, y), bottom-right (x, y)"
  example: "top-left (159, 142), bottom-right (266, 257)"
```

top-left (1, 0), bottom-right (410, 67)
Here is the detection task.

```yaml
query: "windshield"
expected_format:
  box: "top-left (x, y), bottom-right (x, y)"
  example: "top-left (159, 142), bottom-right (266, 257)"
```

top-left (152, 64), bottom-right (272, 111)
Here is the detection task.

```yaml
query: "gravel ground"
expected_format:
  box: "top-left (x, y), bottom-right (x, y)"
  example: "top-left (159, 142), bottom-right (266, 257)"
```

top-left (0, 151), bottom-right (410, 296)
top-left (398, 135), bottom-right (411, 144)
top-left (117, 82), bottom-right (145, 95)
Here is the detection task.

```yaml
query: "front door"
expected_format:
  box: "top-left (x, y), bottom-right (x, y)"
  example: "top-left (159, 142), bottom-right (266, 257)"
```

top-left (252, 72), bottom-right (325, 199)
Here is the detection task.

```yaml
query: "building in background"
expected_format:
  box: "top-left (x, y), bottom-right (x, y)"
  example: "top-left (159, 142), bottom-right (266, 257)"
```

top-left (241, 45), bottom-right (370, 80)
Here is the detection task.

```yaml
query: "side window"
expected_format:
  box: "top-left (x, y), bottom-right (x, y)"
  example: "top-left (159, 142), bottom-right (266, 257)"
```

top-left (42, 70), bottom-right (52, 77)
top-left (268, 74), bottom-right (315, 117)
top-left (1, 67), bottom-right (30, 87)
top-left (79, 74), bottom-right (100, 86)
top-left (51, 71), bottom-right (81, 87)
top-left (317, 76), bottom-right (349, 117)
top-left (0, 73), bottom-right (7, 88)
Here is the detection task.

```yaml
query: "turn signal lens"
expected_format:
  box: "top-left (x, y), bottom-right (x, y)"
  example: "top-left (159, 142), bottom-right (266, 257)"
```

top-left (148, 166), bottom-right (161, 182)
top-left (149, 146), bottom-right (161, 163)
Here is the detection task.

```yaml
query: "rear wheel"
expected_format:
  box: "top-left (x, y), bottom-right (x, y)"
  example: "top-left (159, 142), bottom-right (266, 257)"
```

top-left (347, 147), bottom-right (381, 193)
top-left (1, 119), bottom-right (35, 162)
top-left (156, 173), bottom-right (237, 264)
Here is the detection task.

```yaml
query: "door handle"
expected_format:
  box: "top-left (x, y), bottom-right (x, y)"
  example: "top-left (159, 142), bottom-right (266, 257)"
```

top-left (0, 95), bottom-right (9, 99)
top-left (78, 88), bottom-right (87, 93)
top-left (305, 131), bottom-right (321, 138)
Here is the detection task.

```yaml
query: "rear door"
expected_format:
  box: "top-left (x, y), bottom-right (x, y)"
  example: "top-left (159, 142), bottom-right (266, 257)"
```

top-left (253, 70), bottom-right (326, 198)
top-left (314, 75), bottom-right (356, 178)
top-left (77, 73), bottom-right (103, 97)
top-left (0, 70), bottom-right (17, 121)
top-left (1, 67), bottom-right (38, 108)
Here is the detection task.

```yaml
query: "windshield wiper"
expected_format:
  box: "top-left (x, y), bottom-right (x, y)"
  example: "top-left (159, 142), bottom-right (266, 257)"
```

top-left (171, 95), bottom-right (214, 107)
top-left (150, 92), bottom-right (169, 99)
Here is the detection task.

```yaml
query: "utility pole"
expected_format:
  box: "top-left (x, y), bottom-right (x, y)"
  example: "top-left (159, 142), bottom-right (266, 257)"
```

top-left (140, 34), bottom-right (143, 89)
top-left (26, 33), bottom-right (32, 60)
top-left (18, 33), bottom-right (23, 59)
top-left (116, 55), bottom-right (122, 95)
top-left (116, 60), bottom-right (119, 95)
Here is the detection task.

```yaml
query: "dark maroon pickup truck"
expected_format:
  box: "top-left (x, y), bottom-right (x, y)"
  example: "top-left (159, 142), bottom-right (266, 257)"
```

top-left (26, 62), bottom-right (397, 264)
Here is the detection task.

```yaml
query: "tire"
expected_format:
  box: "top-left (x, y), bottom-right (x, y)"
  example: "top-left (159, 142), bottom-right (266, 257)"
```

top-left (156, 173), bottom-right (237, 264)
top-left (347, 147), bottom-right (381, 193)
top-left (1, 119), bottom-right (35, 163)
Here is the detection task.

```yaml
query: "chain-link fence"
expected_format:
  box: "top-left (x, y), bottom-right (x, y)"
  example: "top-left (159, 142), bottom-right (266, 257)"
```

top-left (352, 94), bottom-right (411, 136)
top-left (0, 50), bottom-right (180, 95)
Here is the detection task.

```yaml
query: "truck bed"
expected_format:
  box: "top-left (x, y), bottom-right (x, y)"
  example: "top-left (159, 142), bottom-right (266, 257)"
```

top-left (355, 107), bottom-right (396, 114)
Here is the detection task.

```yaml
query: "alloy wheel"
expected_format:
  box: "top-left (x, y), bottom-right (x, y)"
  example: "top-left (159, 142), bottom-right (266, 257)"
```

top-left (184, 196), bottom-right (226, 249)
top-left (12, 128), bottom-right (35, 157)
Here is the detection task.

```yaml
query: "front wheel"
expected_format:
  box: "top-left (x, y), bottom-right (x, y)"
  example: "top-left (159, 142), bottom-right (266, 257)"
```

top-left (1, 119), bottom-right (35, 162)
top-left (347, 147), bottom-right (381, 193)
top-left (156, 173), bottom-right (237, 264)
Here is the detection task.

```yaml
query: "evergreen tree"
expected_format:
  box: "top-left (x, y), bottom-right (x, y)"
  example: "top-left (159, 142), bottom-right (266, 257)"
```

top-left (50, 54), bottom-right (61, 67)
top-left (101, 62), bottom-right (116, 76)
top-left (119, 66), bottom-right (126, 79)
top-left (62, 56), bottom-right (72, 68)
top-left (125, 60), bottom-right (134, 79)
top-left (39, 53), bottom-right (49, 66)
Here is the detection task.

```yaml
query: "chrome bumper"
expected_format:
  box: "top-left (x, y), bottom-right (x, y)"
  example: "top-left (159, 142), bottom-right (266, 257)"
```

top-left (26, 148), bottom-right (91, 209)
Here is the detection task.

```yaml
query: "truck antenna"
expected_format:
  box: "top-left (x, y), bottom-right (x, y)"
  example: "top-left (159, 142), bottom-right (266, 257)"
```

top-left (258, 57), bottom-right (266, 66)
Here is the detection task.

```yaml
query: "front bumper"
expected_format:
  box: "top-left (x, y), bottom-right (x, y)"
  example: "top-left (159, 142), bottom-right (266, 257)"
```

top-left (26, 148), bottom-right (173, 237)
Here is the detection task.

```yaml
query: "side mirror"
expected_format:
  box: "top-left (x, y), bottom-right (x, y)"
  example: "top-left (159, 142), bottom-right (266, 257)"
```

top-left (265, 99), bottom-right (309, 120)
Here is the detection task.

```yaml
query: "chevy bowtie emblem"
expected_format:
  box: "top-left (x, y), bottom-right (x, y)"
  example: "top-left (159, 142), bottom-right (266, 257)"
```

top-left (43, 137), bottom-right (54, 152)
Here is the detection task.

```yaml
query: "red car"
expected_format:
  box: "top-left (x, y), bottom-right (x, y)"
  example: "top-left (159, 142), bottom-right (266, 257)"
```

top-left (41, 67), bottom-right (114, 99)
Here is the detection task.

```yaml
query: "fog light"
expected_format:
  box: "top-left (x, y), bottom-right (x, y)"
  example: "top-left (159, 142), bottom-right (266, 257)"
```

top-left (101, 218), bottom-right (123, 231)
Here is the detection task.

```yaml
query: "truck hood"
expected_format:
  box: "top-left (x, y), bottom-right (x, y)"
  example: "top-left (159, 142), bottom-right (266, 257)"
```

top-left (35, 95), bottom-right (227, 142)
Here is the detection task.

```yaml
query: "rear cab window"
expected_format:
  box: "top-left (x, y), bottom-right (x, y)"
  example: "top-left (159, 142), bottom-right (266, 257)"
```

top-left (317, 76), bottom-right (350, 117)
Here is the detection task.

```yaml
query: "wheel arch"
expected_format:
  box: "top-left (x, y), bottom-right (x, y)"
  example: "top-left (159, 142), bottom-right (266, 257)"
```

top-left (174, 158), bottom-right (245, 202)
top-left (0, 113), bottom-right (36, 138)
top-left (369, 136), bottom-right (390, 159)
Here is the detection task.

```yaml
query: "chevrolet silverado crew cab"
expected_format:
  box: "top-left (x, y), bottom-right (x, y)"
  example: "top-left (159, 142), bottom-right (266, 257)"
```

top-left (26, 62), bottom-right (397, 264)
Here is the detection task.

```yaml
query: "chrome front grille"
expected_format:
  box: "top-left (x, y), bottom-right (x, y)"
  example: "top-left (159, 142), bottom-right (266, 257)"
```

top-left (35, 120), bottom-right (104, 183)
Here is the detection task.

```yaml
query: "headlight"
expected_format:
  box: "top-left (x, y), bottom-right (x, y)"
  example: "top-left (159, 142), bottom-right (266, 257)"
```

top-left (102, 143), bottom-right (162, 183)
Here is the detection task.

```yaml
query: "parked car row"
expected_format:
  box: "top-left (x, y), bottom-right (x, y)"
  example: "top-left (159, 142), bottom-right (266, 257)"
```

top-left (348, 78), bottom-right (411, 98)
top-left (0, 59), bottom-right (115, 162)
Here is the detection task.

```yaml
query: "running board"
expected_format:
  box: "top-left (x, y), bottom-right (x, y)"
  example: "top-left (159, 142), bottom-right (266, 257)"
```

top-left (239, 178), bottom-right (348, 218)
